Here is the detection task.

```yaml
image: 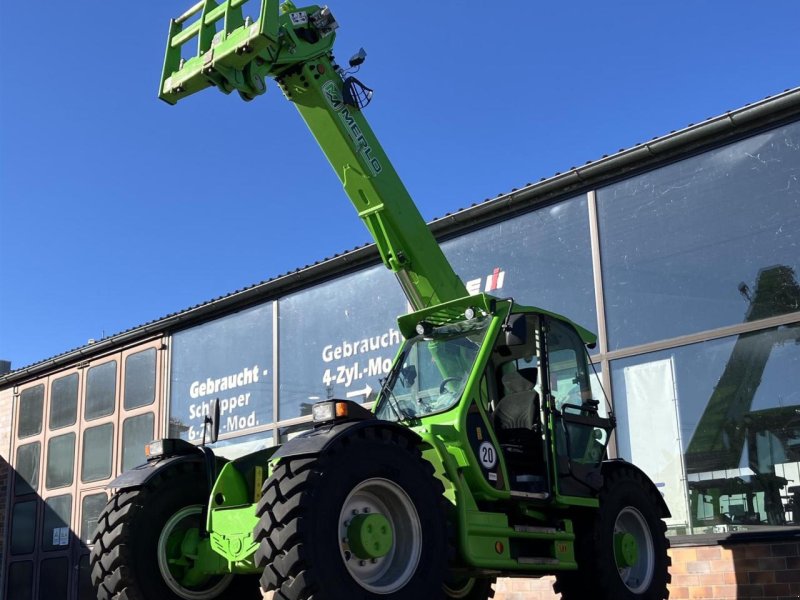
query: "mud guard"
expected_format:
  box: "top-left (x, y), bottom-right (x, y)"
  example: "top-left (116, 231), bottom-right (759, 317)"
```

top-left (602, 459), bottom-right (672, 518)
top-left (273, 419), bottom-right (424, 461)
top-left (106, 453), bottom-right (206, 490)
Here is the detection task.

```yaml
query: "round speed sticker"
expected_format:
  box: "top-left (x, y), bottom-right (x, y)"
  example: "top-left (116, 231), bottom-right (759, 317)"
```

top-left (478, 442), bottom-right (497, 470)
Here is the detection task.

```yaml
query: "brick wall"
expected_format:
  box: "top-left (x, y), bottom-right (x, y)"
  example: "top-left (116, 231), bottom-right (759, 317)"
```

top-left (492, 541), bottom-right (800, 600)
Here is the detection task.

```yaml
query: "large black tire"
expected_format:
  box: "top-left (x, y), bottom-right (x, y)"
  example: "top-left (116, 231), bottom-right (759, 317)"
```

top-left (89, 461), bottom-right (261, 600)
top-left (443, 576), bottom-right (496, 599)
top-left (553, 465), bottom-right (671, 600)
top-left (254, 427), bottom-right (449, 599)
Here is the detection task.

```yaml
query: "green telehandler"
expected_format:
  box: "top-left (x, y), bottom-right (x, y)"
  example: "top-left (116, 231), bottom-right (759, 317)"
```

top-left (90, 2), bottom-right (671, 599)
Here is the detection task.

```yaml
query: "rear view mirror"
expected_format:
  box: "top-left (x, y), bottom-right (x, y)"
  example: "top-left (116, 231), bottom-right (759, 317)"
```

top-left (504, 314), bottom-right (527, 347)
top-left (400, 365), bottom-right (417, 387)
top-left (204, 398), bottom-right (221, 445)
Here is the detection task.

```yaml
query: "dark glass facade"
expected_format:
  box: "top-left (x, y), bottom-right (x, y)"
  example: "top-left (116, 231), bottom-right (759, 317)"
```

top-left (3, 114), bottom-right (799, 599)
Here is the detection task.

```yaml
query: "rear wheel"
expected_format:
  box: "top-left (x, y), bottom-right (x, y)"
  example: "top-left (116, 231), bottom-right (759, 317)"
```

top-left (90, 462), bottom-right (260, 600)
top-left (254, 427), bottom-right (448, 599)
top-left (553, 465), bottom-right (671, 600)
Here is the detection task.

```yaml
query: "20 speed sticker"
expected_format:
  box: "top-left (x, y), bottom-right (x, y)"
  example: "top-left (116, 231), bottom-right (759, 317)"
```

top-left (478, 441), bottom-right (497, 470)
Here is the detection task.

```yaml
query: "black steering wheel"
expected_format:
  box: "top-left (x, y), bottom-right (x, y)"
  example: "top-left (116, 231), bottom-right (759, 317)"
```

top-left (439, 377), bottom-right (461, 394)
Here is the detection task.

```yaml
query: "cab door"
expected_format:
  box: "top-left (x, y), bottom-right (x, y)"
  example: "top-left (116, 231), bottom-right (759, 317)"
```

top-left (542, 317), bottom-right (613, 498)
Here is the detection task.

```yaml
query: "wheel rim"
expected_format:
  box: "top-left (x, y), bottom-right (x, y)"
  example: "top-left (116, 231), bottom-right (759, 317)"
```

top-left (157, 505), bottom-right (234, 600)
top-left (613, 506), bottom-right (655, 593)
top-left (338, 478), bottom-right (422, 594)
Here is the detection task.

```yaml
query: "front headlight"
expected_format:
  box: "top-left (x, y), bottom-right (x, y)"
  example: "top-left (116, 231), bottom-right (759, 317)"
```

top-left (312, 401), bottom-right (336, 423)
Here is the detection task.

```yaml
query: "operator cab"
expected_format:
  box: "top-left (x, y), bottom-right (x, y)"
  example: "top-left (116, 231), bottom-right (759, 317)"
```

top-left (490, 312), bottom-right (613, 497)
top-left (373, 306), bottom-right (613, 499)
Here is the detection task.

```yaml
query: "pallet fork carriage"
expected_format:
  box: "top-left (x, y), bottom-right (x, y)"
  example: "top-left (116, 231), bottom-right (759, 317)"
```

top-left (90, 2), bottom-right (672, 599)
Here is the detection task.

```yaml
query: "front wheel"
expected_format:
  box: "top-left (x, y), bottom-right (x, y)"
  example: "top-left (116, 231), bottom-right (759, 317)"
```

top-left (554, 465), bottom-right (671, 600)
top-left (90, 462), bottom-right (260, 600)
top-left (254, 427), bottom-right (448, 599)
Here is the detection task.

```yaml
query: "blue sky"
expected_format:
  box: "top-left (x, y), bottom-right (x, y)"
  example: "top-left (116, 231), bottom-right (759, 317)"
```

top-left (1, 1), bottom-right (798, 370)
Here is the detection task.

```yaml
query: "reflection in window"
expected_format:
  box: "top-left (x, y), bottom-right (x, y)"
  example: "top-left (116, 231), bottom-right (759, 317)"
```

top-left (210, 430), bottom-right (275, 461)
top-left (442, 194), bottom-right (597, 337)
top-left (598, 122), bottom-right (800, 350)
top-left (11, 501), bottom-right (37, 555)
top-left (122, 413), bottom-right (154, 472)
top-left (49, 373), bottom-right (79, 430)
top-left (613, 324), bottom-right (800, 535)
top-left (279, 266), bottom-right (405, 421)
top-left (42, 494), bottom-right (72, 551)
top-left (14, 443), bottom-right (40, 496)
top-left (7, 561), bottom-right (33, 600)
top-left (82, 424), bottom-right (114, 482)
top-left (46, 433), bottom-right (76, 489)
top-left (17, 385), bottom-right (44, 438)
top-left (82, 492), bottom-right (108, 545)
top-left (169, 304), bottom-right (273, 442)
top-left (85, 361), bottom-right (117, 420)
top-left (124, 348), bottom-right (156, 410)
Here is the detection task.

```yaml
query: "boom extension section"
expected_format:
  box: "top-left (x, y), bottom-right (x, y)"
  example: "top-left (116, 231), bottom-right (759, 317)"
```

top-left (160, 0), bottom-right (467, 310)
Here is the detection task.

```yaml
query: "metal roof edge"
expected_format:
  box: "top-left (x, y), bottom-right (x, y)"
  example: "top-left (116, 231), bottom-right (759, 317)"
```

top-left (3, 87), bottom-right (799, 386)
top-left (426, 87), bottom-right (800, 234)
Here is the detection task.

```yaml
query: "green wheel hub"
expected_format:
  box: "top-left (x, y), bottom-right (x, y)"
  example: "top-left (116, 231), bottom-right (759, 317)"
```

top-left (614, 531), bottom-right (639, 568)
top-left (613, 506), bottom-right (655, 594)
top-left (348, 513), bottom-right (394, 559)
top-left (157, 505), bottom-right (233, 600)
top-left (338, 478), bottom-right (422, 594)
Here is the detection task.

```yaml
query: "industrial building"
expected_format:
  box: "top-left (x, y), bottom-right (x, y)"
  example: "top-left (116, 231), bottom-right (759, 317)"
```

top-left (1, 87), bottom-right (798, 600)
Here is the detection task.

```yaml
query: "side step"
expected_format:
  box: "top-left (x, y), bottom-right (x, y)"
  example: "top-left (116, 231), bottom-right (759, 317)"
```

top-left (510, 490), bottom-right (550, 500)
top-left (518, 557), bottom-right (561, 566)
top-left (462, 511), bottom-right (578, 572)
top-left (514, 525), bottom-right (559, 535)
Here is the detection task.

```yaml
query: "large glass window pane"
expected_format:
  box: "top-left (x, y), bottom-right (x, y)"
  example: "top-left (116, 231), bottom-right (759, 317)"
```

top-left (124, 348), bottom-right (156, 410)
top-left (81, 492), bottom-right (108, 545)
top-left (11, 501), bottom-right (37, 554)
top-left (82, 424), bottom-right (113, 482)
top-left (598, 122), bottom-right (800, 350)
top-left (46, 433), bottom-right (75, 489)
top-left (17, 385), bottom-right (44, 438)
top-left (210, 430), bottom-right (274, 461)
top-left (42, 494), bottom-right (72, 551)
top-left (14, 442), bottom-right (40, 496)
top-left (85, 361), bottom-right (117, 420)
top-left (7, 561), bottom-right (33, 600)
top-left (442, 194), bottom-right (597, 336)
top-left (39, 557), bottom-right (69, 600)
top-left (170, 304), bottom-right (273, 441)
top-left (612, 323), bottom-right (800, 536)
top-left (49, 373), bottom-right (78, 430)
top-left (279, 266), bottom-right (406, 420)
top-left (122, 413), bottom-right (155, 472)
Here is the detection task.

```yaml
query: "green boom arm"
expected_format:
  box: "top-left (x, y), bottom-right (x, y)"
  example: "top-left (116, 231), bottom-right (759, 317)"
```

top-left (160, 0), bottom-right (467, 310)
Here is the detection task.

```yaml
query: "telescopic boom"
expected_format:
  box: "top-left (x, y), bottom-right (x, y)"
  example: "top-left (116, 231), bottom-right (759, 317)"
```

top-left (160, 0), bottom-right (467, 310)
